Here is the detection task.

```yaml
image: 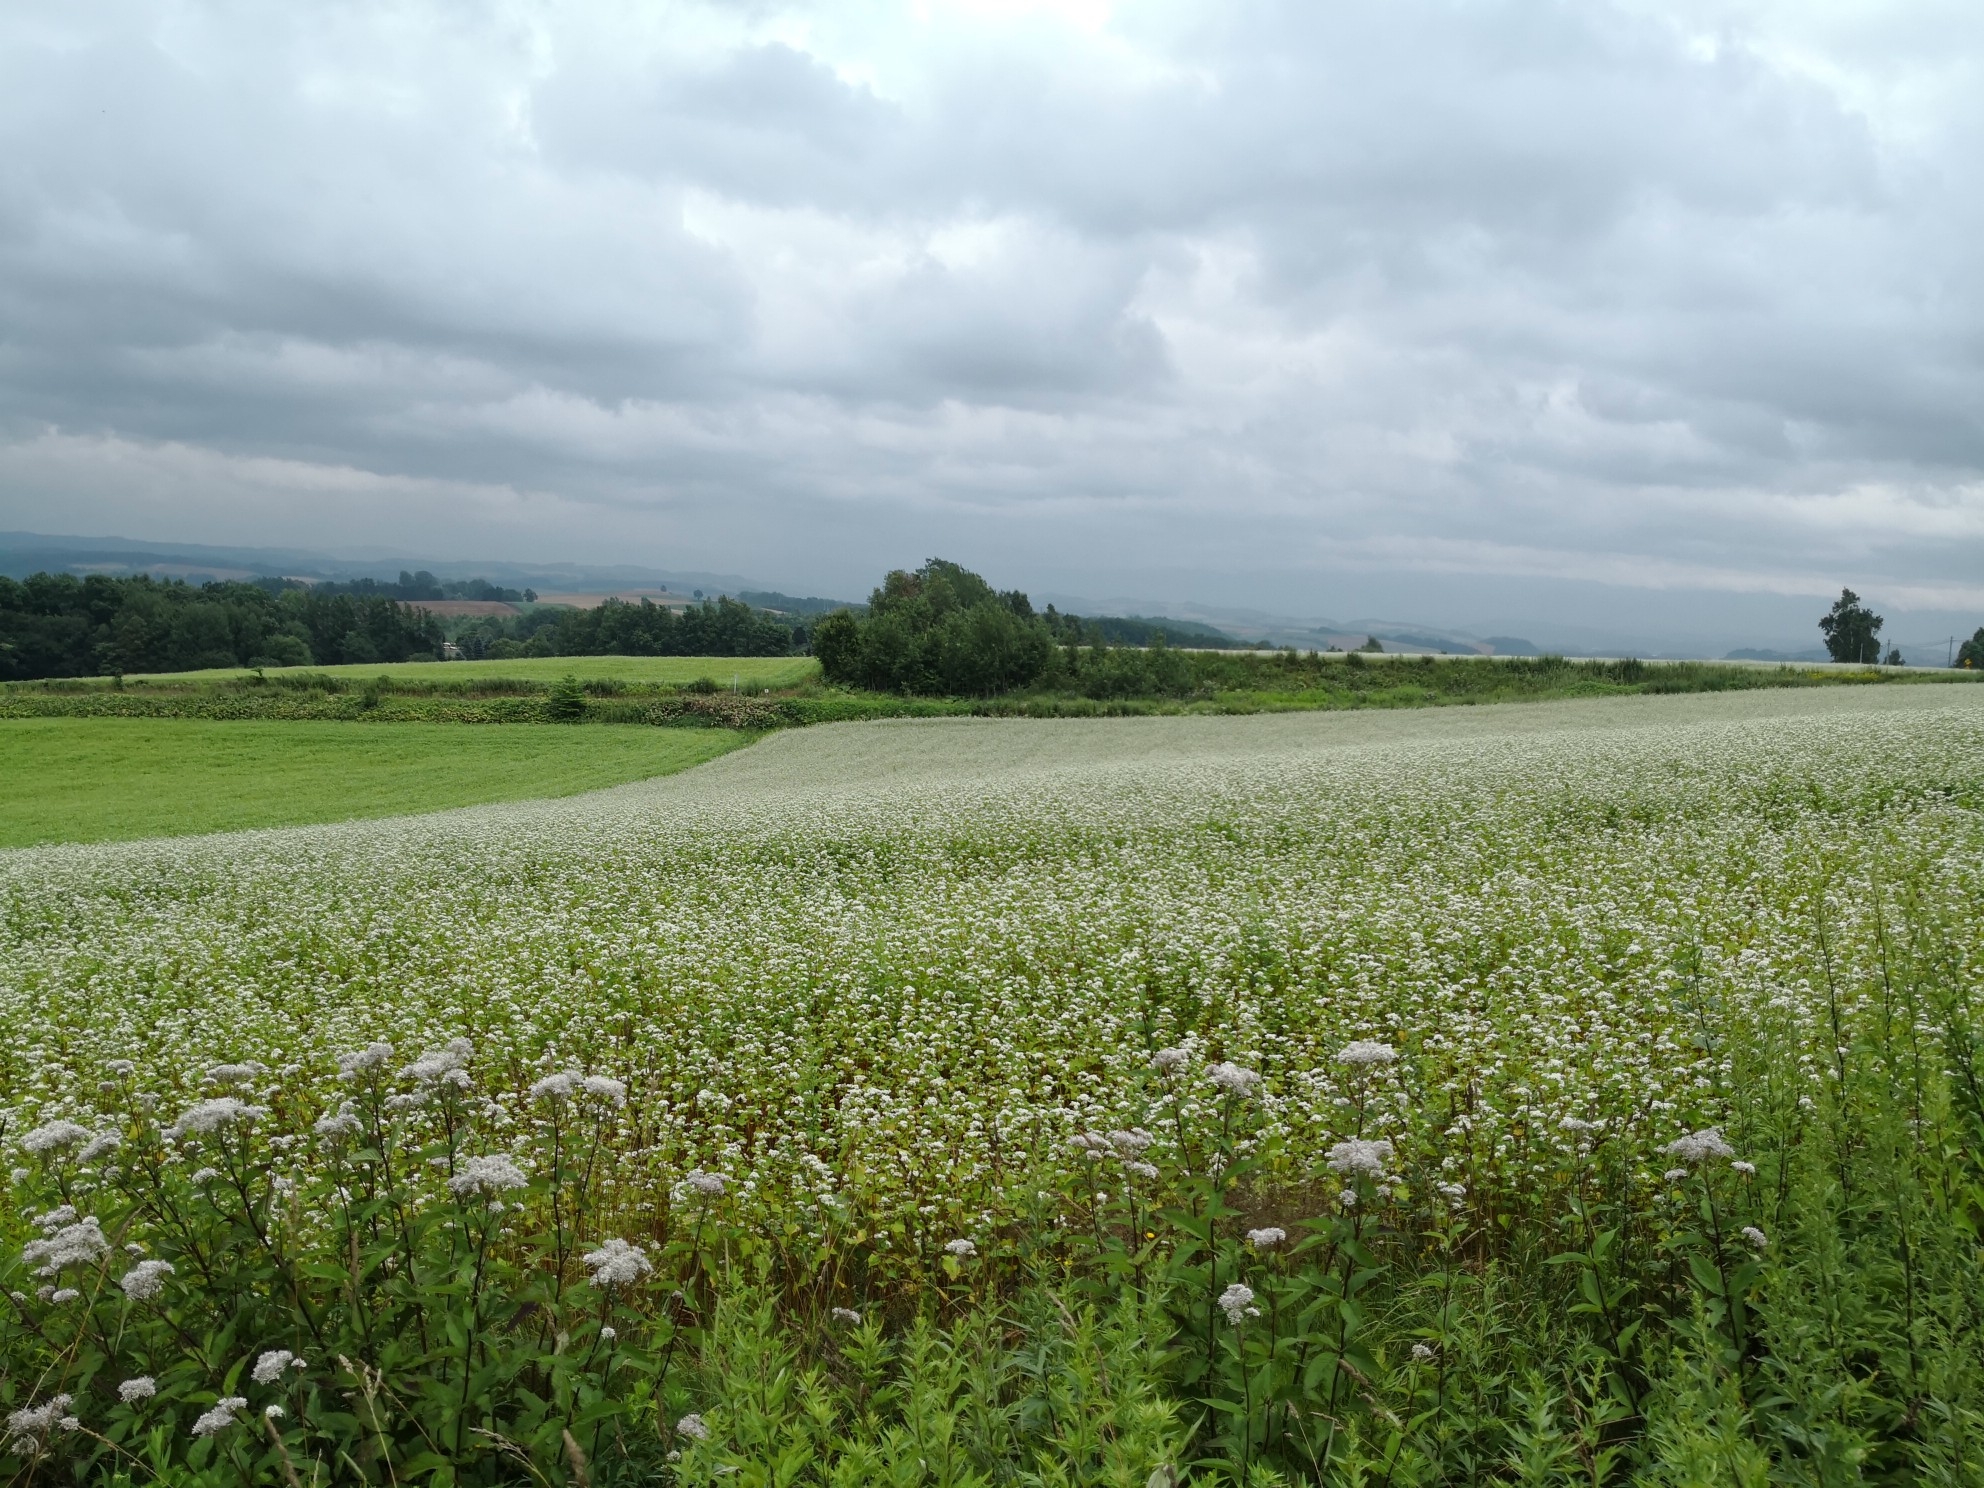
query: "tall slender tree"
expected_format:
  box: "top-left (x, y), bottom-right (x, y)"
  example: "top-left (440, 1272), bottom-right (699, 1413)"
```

top-left (1818, 589), bottom-right (1883, 664)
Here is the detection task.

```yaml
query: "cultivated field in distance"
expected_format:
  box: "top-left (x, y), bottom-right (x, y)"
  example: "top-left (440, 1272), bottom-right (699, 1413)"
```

top-left (0, 717), bottom-right (748, 847)
top-left (7, 684), bottom-right (1984, 1481)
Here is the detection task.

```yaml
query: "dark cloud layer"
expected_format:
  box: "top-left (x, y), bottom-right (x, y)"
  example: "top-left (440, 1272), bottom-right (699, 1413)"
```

top-left (2, 0), bottom-right (1981, 649)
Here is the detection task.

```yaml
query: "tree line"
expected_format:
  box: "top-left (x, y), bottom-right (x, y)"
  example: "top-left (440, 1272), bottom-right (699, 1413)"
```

top-left (0, 572), bottom-right (808, 680)
top-left (1821, 588), bottom-right (1984, 668)
top-left (0, 573), bottom-right (444, 680)
top-left (453, 595), bottom-right (798, 661)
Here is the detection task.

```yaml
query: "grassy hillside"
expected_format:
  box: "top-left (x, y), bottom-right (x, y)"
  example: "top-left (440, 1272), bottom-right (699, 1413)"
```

top-left (0, 717), bottom-right (750, 848)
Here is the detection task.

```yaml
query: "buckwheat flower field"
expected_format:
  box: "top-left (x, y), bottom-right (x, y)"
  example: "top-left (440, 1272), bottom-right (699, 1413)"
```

top-left (5, 687), bottom-right (1984, 1485)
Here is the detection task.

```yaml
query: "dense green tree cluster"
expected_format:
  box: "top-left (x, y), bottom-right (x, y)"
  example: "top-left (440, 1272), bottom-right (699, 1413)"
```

top-left (457, 595), bottom-right (797, 660)
top-left (814, 559), bottom-right (1216, 698)
top-left (0, 573), bottom-right (443, 680)
top-left (813, 560), bottom-right (1056, 695)
top-left (312, 569), bottom-right (533, 603)
top-left (1958, 628), bottom-right (1984, 669)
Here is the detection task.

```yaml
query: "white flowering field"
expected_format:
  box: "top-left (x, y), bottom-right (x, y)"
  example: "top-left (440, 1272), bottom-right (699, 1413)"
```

top-left (6, 685), bottom-right (1984, 1484)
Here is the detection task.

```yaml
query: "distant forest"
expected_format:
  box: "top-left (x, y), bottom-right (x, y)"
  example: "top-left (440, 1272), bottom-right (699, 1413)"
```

top-left (0, 573), bottom-right (810, 679)
top-left (0, 572), bottom-right (444, 679)
top-left (0, 562), bottom-right (1262, 682)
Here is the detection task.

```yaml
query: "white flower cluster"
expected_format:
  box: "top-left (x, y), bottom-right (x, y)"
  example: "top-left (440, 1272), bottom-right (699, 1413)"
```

top-left (1206, 1062), bottom-right (1262, 1097)
top-left (402, 1037), bottom-right (475, 1088)
top-left (119, 1258), bottom-right (176, 1301)
top-left (190, 1397), bottom-right (247, 1438)
top-left (6, 1394), bottom-right (79, 1454)
top-left (20, 1120), bottom-right (92, 1155)
top-left (1325, 1138), bottom-right (1395, 1180)
top-left (447, 1154), bottom-right (529, 1197)
top-left (168, 1097), bottom-right (268, 1140)
top-left (1217, 1283), bottom-right (1259, 1325)
top-left (251, 1349), bottom-right (306, 1384)
top-left (338, 1042), bottom-right (395, 1078)
top-left (1336, 1041), bottom-right (1397, 1069)
top-left (582, 1237), bottom-right (653, 1289)
top-left (1662, 1129), bottom-right (1736, 1167)
top-left (22, 1214), bottom-right (109, 1277)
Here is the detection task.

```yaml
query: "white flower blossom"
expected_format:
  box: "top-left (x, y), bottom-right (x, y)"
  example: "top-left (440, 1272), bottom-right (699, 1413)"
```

top-left (190, 1398), bottom-right (247, 1438)
top-left (447, 1155), bottom-right (529, 1197)
top-left (7, 1394), bottom-right (74, 1453)
top-left (1326, 1138), bottom-right (1394, 1180)
top-left (944, 1238), bottom-right (977, 1257)
top-left (314, 1108), bottom-right (362, 1138)
top-left (78, 1132), bottom-right (121, 1163)
top-left (49, 1287), bottom-right (79, 1304)
top-left (530, 1071), bottom-right (580, 1102)
top-left (1107, 1128), bottom-right (1155, 1155)
top-left (1151, 1046), bottom-right (1190, 1072)
top-left (581, 1075), bottom-right (628, 1105)
top-left (1730, 1161), bottom-right (1757, 1177)
top-left (252, 1350), bottom-right (297, 1384)
top-left (683, 1169), bottom-right (727, 1197)
top-left (119, 1259), bottom-right (175, 1301)
top-left (264, 1404), bottom-right (286, 1421)
top-left (1336, 1041), bottom-right (1398, 1068)
top-left (118, 1377), bottom-right (157, 1404)
top-left (1206, 1061), bottom-right (1262, 1096)
top-left (169, 1098), bottom-right (267, 1139)
top-left (338, 1043), bottom-right (395, 1078)
top-left (401, 1038), bottom-right (474, 1085)
top-left (1741, 1226), bottom-right (1769, 1249)
top-left (20, 1120), bottom-right (91, 1156)
top-left (1662, 1129), bottom-right (1736, 1166)
top-left (1411, 1343), bottom-right (1437, 1363)
top-left (205, 1062), bottom-right (266, 1085)
top-left (1246, 1227), bottom-right (1287, 1250)
top-left (676, 1413), bottom-right (710, 1442)
top-left (582, 1238), bottom-right (652, 1289)
top-left (22, 1215), bottom-right (109, 1276)
top-left (1217, 1283), bottom-right (1259, 1324)
top-left (832, 1307), bottom-right (863, 1324)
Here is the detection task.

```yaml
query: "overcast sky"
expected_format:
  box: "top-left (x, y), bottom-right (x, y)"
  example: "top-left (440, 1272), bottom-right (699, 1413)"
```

top-left (2, 0), bottom-right (1980, 648)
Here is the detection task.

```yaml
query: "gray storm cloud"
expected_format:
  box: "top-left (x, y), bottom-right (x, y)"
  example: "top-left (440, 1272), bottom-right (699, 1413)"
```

top-left (1, 0), bottom-right (1980, 648)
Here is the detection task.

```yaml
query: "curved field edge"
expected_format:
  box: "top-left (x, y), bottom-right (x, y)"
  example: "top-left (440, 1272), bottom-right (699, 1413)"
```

top-left (0, 717), bottom-right (754, 849)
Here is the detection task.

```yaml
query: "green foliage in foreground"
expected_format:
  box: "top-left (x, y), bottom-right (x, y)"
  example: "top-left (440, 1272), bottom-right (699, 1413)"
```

top-left (0, 719), bottom-right (747, 848)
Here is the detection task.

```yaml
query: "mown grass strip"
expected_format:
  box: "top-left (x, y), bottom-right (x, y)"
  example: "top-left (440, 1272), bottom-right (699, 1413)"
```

top-left (0, 717), bottom-right (751, 848)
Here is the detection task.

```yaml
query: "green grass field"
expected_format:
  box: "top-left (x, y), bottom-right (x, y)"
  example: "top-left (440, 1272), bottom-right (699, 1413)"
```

top-left (115, 655), bottom-right (821, 687)
top-left (0, 718), bottom-right (752, 848)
